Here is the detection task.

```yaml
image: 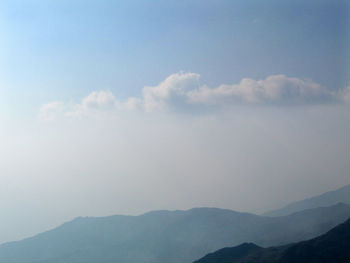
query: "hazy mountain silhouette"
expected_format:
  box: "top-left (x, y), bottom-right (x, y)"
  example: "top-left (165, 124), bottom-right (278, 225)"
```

top-left (193, 216), bottom-right (350, 263)
top-left (0, 203), bottom-right (350, 263)
top-left (264, 184), bottom-right (350, 217)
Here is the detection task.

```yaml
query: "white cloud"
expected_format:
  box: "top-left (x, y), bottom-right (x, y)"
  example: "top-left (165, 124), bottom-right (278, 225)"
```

top-left (142, 73), bottom-right (344, 111)
top-left (143, 72), bottom-right (200, 112)
top-left (39, 101), bottom-right (64, 121)
top-left (39, 73), bottom-right (350, 120)
top-left (337, 86), bottom-right (350, 103)
top-left (81, 90), bottom-right (116, 109)
top-left (65, 91), bottom-right (118, 118)
top-left (119, 97), bottom-right (143, 111)
top-left (187, 75), bottom-right (336, 105)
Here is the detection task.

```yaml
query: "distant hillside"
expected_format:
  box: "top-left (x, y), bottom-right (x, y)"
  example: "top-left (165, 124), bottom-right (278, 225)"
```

top-left (193, 216), bottom-right (350, 263)
top-left (264, 184), bottom-right (350, 217)
top-left (0, 204), bottom-right (350, 263)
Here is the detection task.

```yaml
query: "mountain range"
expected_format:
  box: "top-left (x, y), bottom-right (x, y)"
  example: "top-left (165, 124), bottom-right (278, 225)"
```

top-left (193, 216), bottom-right (350, 263)
top-left (0, 203), bottom-right (350, 263)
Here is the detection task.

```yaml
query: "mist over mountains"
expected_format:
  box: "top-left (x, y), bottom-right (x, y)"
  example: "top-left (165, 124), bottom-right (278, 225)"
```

top-left (0, 202), bottom-right (349, 263)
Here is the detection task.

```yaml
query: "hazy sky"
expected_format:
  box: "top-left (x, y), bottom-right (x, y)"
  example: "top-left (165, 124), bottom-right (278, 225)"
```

top-left (0, 0), bottom-right (350, 244)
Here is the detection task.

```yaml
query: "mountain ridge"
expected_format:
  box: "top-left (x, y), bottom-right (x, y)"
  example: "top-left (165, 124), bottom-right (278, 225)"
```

top-left (0, 203), bottom-right (350, 263)
top-left (264, 184), bottom-right (350, 217)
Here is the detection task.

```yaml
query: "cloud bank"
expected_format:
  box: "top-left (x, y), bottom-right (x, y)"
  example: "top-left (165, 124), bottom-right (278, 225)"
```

top-left (39, 73), bottom-right (350, 120)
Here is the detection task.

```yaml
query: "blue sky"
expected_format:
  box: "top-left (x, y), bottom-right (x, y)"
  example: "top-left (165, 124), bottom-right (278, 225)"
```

top-left (1, 0), bottom-right (349, 117)
top-left (0, 0), bottom-right (350, 244)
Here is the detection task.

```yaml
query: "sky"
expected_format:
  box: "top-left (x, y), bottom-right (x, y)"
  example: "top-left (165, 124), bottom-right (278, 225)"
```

top-left (0, 0), bottom-right (350, 244)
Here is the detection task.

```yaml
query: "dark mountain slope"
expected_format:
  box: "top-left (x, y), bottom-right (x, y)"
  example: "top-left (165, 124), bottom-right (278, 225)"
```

top-left (192, 243), bottom-right (264, 263)
top-left (194, 217), bottom-right (350, 263)
top-left (0, 204), bottom-right (350, 263)
top-left (265, 184), bottom-right (350, 217)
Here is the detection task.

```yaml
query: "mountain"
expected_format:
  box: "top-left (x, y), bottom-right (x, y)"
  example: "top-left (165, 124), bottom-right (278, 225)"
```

top-left (193, 216), bottom-right (350, 263)
top-left (0, 204), bottom-right (350, 263)
top-left (264, 184), bottom-right (350, 217)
